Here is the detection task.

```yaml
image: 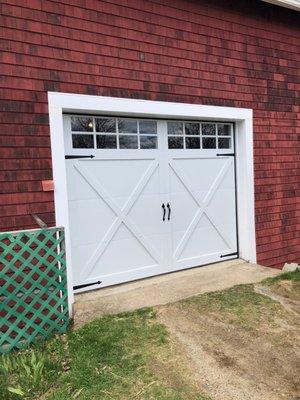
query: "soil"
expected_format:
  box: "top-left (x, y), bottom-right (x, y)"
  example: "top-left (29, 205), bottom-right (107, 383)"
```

top-left (255, 283), bottom-right (299, 316)
top-left (156, 285), bottom-right (300, 400)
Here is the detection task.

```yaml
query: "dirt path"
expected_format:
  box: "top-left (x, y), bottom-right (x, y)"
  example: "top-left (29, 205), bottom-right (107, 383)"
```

top-left (157, 285), bottom-right (300, 400)
top-left (74, 260), bottom-right (281, 328)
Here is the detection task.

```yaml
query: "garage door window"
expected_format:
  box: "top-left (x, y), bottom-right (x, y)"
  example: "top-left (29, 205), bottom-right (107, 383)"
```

top-left (168, 121), bottom-right (232, 150)
top-left (70, 117), bottom-right (232, 151)
top-left (71, 117), bottom-right (94, 148)
top-left (71, 116), bottom-right (93, 132)
top-left (70, 116), bottom-right (157, 150)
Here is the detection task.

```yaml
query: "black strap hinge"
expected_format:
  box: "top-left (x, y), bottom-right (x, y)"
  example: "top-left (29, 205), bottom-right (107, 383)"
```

top-left (65, 155), bottom-right (95, 159)
top-left (73, 281), bottom-right (102, 290)
top-left (220, 252), bottom-right (238, 258)
top-left (216, 153), bottom-right (235, 157)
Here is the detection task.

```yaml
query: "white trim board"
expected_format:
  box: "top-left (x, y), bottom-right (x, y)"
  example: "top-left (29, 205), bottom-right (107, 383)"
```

top-left (48, 92), bottom-right (256, 314)
top-left (262, 0), bottom-right (300, 11)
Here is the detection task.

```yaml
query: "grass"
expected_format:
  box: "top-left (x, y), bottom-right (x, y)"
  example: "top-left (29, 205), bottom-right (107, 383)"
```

top-left (180, 269), bottom-right (300, 329)
top-left (0, 308), bottom-right (208, 400)
top-left (263, 269), bottom-right (300, 302)
top-left (181, 283), bottom-right (282, 328)
top-left (263, 268), bottom-right (300, 284)
top-left (0, 336), bottom-right (66, 399)
top-left (2, 269), bottom-right (298, 400)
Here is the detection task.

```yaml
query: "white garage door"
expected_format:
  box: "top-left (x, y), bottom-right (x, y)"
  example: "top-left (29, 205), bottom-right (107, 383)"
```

top-left (64, 115), bottom-right (238, 291)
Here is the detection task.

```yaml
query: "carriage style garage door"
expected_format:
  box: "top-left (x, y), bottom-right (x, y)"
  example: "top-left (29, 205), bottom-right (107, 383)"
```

top-left (64, 115), bottom-right (238, 290)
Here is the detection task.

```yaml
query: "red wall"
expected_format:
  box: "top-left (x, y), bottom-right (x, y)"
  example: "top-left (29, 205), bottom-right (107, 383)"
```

top-left (0, 0), bottom-right (299, 268)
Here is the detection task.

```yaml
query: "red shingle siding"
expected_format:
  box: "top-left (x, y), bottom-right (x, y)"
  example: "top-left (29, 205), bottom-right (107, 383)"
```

top-left (0, 0), bottom-right (299, 268)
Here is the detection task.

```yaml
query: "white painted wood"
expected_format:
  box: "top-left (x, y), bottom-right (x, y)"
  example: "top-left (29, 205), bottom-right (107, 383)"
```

top-left (48, 106), bottom-right (74, 314)
top-left (68, 157), bottom-right (164, 287)
top-left (261, 0), bottom-right (300, 11)
top-left (48, 92), bottom-right (252, 122)
top-left (64, 117), bottom-right (169, 288)
top-left (169, 155), bottom-right (237, 266)
top-left (48, 92), bottom-right (256, 309)
top-left (64, 116), bottom-right (237, 289)
top-left (235, 119), bottom-right (257, 263)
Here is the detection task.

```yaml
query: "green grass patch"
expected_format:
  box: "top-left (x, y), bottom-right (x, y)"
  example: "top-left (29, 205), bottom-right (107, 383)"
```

top-left (181, 284), bottom-right (281, 328)
top-left (0, 335), bottom-right (66, 399)
top-left (5, 273), bottom-right (298, 399)
top-left (263, 269), bottom-right (300, 285)
top-left (0, 308), bottom-right (208, 400)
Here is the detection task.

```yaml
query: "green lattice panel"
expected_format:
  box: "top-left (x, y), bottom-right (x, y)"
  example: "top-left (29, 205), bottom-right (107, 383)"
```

top-left (0, 227), bottom-right (69, 353)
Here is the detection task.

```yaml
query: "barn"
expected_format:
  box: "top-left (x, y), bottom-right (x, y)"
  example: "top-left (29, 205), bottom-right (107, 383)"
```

top-left (1, 0), bottom-right (299, 304)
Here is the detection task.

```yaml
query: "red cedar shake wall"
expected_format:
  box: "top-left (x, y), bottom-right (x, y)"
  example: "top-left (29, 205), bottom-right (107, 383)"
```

top-left (0, 0), bottom-right (299, 268)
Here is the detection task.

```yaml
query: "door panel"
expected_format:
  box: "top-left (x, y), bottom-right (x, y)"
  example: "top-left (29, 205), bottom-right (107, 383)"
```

top-left (168, 155), bottom-right (237, 268)
top-left (66, 156), bottom-right (167, 287)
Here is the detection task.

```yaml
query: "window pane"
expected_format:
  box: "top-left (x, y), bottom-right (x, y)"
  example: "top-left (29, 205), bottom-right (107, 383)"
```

top-left (202, 137), bottom-right (216, 149)
top-left (96, 118), bottom-right (116, 133)
top-left (202, 123), bottom-right (216, 135)
top-left (139, 121), bottom-right (157, 134)
top-left (186, 137), bottom-right (200, 149)
top-left (96, 135), bottom-right (117, 149)
top-left (72, 134), bottom-right (94, 148)
top-left (140, 136), bottom-right (157, 149)
top-left (218, 138), bottom-right (231, 149)
top-left (71, 117), bottom-right (93, 132)
top-left (218, 124), bottom-right (231, 136)
top-left (119, 135), bottom-right (138, 149)
top-left (185, 123), bottom-right (200, 135)
top-left (118, 119), bottom-right (138, 133)
top-left (167, 122), bottom-right (183, 135)
top-left (168, 136), bottom-right (183, 149)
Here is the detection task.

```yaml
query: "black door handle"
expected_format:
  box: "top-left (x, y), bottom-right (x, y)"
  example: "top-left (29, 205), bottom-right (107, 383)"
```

top-left (162, 203), bottom-right (166, 221)
top-left (167, 203), bottom-right (171, 220)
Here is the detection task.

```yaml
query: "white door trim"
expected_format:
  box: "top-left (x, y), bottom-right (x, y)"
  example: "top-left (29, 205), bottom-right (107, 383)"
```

top-left (48, 92), bottom-right (256, 314)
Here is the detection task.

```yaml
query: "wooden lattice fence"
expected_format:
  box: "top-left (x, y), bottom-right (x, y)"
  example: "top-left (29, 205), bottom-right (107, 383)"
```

top-left (0, 227), bottom-right (69, 353)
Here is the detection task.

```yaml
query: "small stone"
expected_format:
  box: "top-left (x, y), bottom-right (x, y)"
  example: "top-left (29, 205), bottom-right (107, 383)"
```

top-left (282, 263), bottom-right (299, 272)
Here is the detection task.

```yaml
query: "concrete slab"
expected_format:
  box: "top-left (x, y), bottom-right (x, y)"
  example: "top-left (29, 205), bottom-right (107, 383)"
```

top-left (73, 259), bottom-right (281, 328)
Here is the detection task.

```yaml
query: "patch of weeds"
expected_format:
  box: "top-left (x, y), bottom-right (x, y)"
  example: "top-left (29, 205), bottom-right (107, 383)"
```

top-left (0, 336), bottom-right (65, 399)
top-left (181, 284), bottom-right (281, 329)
